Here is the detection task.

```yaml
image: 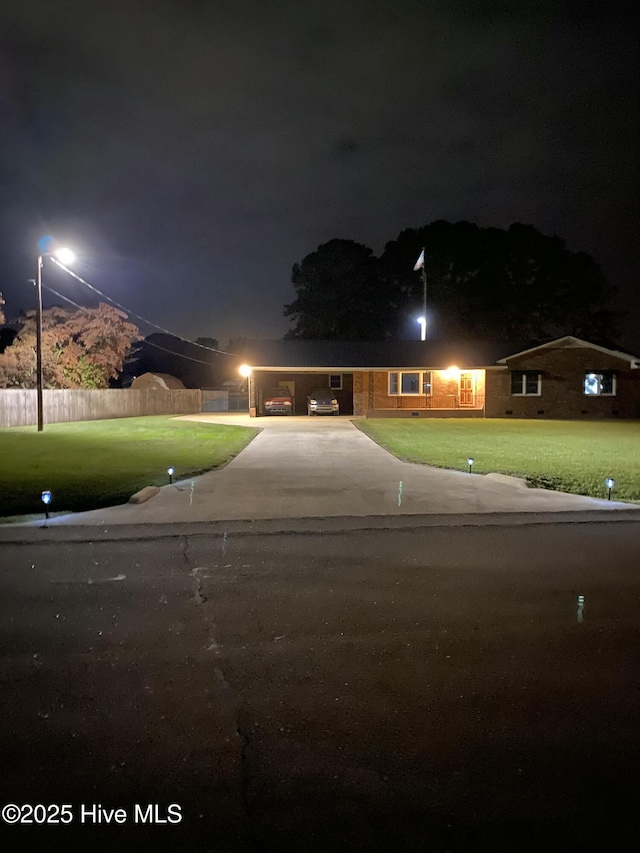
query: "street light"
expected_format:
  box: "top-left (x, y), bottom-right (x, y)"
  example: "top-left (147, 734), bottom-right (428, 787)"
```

top-left (416, 316), bottom-right (426, 342)
top-left (35, 242), bottom-right (75, 432)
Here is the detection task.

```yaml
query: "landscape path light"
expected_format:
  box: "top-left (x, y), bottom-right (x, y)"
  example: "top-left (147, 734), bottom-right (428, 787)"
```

top-left (167, 466), bottom-right (175, 484)
top-left (467, 457), bottom-right (474, 474)
top-left (41, 489), bottom-right (52, 520)
top-left (605, 477), bottom-right (615, 500)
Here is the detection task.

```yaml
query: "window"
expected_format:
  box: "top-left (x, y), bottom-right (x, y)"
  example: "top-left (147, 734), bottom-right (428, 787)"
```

top-left (584, 372), bottom-right (615, 396)
top-left (510, 371), bottom-right (541, 396)
top-left (328, 374), bottom-right (342, 390)
top-left (389, 371), bottom-right (432, 395)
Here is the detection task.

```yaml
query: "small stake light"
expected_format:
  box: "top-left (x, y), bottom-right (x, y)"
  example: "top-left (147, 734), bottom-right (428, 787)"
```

top-left (167, 466), bottom-right (175, 484)
top-left (605, 477), bottom-right (615, 500)
top-left (467, 457), bottom-right (474, 474)
top-left (41, 490), bottom-right (52, 519)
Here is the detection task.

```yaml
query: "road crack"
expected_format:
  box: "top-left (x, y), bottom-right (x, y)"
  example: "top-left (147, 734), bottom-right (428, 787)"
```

top-left (189, 564), bottom-right (263, 850)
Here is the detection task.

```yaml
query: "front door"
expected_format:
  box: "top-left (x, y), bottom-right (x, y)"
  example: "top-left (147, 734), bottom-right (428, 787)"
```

top-left (459, 372), bottom-right (474, 406)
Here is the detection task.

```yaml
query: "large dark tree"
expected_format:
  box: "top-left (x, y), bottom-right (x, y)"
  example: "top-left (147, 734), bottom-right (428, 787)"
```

top-left (382, 221), bottom-right (621, 344)
top-left (284, 223), bottom-right (621, 344)
top-left (284, 239), bottom-right (389, 340)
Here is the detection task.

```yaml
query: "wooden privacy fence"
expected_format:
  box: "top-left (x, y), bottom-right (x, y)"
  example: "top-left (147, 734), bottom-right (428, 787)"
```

top-left (0, 389), bottom-right (203, 428)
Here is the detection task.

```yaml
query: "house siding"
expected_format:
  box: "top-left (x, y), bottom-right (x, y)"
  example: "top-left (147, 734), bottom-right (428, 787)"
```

top-left (484, 346), bottom-right (640, 419)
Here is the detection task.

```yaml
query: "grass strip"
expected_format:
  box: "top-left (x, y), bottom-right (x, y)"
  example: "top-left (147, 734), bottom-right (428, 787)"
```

top-left (357, 418), bottom-right (640, 502)
top-left (0, 415), bottom-right (258, 516)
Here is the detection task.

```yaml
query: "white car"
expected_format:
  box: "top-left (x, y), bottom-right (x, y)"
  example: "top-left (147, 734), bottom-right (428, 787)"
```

top-left (307, 387), bottom-right (339, 415)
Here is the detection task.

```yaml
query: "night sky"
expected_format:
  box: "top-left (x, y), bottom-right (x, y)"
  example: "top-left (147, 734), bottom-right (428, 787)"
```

top-left (1, 1), bottom-right (639, 349)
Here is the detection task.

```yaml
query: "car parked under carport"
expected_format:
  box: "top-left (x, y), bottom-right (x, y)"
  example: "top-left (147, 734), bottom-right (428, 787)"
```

top-left (263, 387), bottom-right (294, 415)
top-left (307, 387), bottom-right (339, 415)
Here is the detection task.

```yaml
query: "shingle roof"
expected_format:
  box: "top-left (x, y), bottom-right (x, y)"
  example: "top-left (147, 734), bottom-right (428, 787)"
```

top-left (241, 339), bottom-right (511, 369)
top-left (496, 335), bottom-right (640, 365)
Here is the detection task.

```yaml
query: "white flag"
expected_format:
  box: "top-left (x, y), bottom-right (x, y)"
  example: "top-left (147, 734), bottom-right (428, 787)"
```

top-left (413, 249), bottom-right (425, 271)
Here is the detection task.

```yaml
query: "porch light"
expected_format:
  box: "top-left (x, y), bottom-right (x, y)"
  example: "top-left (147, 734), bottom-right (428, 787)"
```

top-left (605, 477), bottom-right (614, 500)
top-left (167, 466), bottom-right (175, 484)
top-left (467, 457), bottom-right (474, 473)
top-left (443, 366), bottom-right (460, 380)
top-left (238, 364), bottom-right (252, 378)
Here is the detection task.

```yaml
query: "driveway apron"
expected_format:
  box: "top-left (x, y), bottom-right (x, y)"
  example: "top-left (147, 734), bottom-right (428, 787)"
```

top-left (40, 414), bottom-right (631, 525)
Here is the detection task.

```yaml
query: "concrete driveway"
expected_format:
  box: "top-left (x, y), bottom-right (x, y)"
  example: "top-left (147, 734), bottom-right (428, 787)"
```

top-left (40, 413), bottom-right (634, 526)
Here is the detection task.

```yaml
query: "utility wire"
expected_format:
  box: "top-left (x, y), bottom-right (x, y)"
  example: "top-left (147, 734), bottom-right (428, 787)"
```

top-left (41, 283), bottom-right (225, 367)
top-left (49, 257), bottom-right (238, 356)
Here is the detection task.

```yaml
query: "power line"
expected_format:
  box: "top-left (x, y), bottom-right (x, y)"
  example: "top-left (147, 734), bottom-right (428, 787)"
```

top-left (40, 284), bottom-right (85, 312)
top-left (49, 257), bottom-right (238, 356)
top-left (41, 283), bottom-right (226, 367)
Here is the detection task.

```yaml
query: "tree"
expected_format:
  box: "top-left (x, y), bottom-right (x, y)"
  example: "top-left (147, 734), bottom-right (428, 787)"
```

top-left (381, 221), bottom-right (622, 344)
top-left (0, 302), bottom-right (140, 389)
top-left (283, 223), bottom-right (621, 344)
top-left (195, 337), bottom-right (219, 350)
top-left (284, 239), bottom-right (390, 340)
top-left (225, 337), bottom-right (248, 354)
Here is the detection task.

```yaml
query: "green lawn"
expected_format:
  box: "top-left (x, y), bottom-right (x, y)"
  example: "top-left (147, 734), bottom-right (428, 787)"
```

top-left (0, 416), bottom-right (259, 517)
top-left (357, 419), bottom-right (640, 502)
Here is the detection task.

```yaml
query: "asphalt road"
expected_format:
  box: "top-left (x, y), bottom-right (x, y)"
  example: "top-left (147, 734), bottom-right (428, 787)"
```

top-left (1, 518), bottom-right (639, 851)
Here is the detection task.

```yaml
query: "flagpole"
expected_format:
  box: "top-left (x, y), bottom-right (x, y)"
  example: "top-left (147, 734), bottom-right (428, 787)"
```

top-left (413, 248), bottom-right (427, 341)
top-left (421, 247), bottom-right (427, 340)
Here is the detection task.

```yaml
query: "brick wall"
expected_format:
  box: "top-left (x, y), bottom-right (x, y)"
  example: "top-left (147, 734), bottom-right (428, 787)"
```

top-left (484, 346), bottom-right (640, 419)
top-left (369, 369), bottom-right (485, 412)
top-left (353, 372), bottom-right (366, 416)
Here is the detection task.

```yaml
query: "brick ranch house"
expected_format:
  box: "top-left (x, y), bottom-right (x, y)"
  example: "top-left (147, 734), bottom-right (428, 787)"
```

top-left (240, 336), bottom-right (640, 419)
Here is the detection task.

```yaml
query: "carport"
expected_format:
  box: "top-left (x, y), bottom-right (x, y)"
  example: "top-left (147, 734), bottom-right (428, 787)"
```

top-left (253, 370), bottom-right (353, 416)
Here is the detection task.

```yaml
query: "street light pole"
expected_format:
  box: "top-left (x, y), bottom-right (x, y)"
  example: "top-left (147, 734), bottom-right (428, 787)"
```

top-left (34, 245), bottom-right (76, 432)
top-left (36, 255), bottom-right (44, 432)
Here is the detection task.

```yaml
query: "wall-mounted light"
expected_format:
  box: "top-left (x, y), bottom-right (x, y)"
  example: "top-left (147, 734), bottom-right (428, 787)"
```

top-left (442, 365), bottom-right (460, 381)
top-left (41, 489), bottom-right (52, 519)
top-left (167, 466), bottom-right (175, 484)
top-left (605, 477), bottom-right (615, 500)
top-left (467, 457), bottom-right (474, 474)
